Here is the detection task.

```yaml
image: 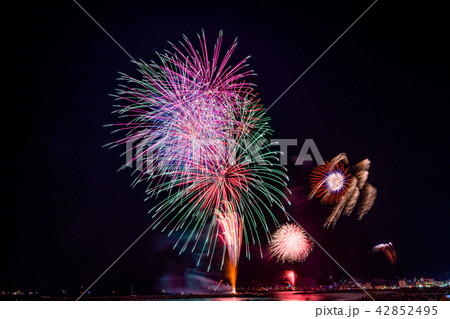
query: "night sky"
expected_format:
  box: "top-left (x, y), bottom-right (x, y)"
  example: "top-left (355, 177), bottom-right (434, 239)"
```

top-left (3, 1), bottom-right (449, 296)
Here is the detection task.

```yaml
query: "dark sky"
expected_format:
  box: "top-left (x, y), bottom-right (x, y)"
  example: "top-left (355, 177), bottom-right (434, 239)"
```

top-left (3, 1), bottom-right (449, 295)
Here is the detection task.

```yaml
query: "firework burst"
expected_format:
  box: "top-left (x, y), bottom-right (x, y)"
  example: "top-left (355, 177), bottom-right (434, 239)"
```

top-left (107, 31), bottom-right (289, 267)
top-left (309, 162), bottom-right (350, 204)
top-left (309, 153), bottom-right (377, 228)
top-left (283, 270), bottom-right (297, 289)
top-left (372, 242), bottom-right (397, 267)
top-left (268, 223), bottom-right (313, 263)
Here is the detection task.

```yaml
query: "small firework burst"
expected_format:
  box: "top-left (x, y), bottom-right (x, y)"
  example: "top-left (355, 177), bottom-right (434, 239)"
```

top-left (283, 270), bottom-right (297, 288)
top-left (268, 224), bottom-right (314, 263)
top-left (372, 242), bottom-right (397, 267)
top-left (309, 153), bottom-right (377, 228)
top-left (309, 162), bottom-right (350, 204)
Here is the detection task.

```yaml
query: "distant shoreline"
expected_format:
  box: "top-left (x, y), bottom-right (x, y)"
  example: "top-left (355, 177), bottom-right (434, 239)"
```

top-left (1, 287), bottom-right (448, 301)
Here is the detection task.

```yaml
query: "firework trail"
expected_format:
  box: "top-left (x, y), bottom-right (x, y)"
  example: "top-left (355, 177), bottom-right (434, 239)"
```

top-left (108, 31), bottom-right (289, 267)
top-left (214, 279), bottom-right (223, 293)
top-left (214, 201), bottom-right (242, 292)
top-left (309, 153), bottom-right (377, 228)
top-left (283, 270), bottom-right (297, 289)
top-left (372, 242), bottom-right (397, 267)
top-left (343, 177), bottom-right (359, 216)
top-left (215, 202), bottom-right (242, 268)
top-left (358, 183), bottom-right (377, 220)
top-left (268, 223), bottom-right (314, 263)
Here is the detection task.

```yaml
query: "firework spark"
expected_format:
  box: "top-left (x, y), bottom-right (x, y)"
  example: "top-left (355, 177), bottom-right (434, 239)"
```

top-left (309, 153), bottom-right (377, 228)
top-left (283, 270), bottom-right (297, 289)
top-left (214, 202), bottom-right (242, 292)
top-left (215, 202), bottom-right (243, 268)
top-left (108, 31), bottom-right (289, 267)
top-left (268, 224), bottom-right (314, 263)
top-left (372, 242), bottom-right (397, 267)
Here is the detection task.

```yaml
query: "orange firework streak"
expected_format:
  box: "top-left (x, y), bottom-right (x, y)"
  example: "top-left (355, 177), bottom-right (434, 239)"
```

top-left (215, 202), bottom-right (243, 293)
top-left (309, 161), bottom-right (351, 204)
top-left (373, 242), bottom-right (397, 267)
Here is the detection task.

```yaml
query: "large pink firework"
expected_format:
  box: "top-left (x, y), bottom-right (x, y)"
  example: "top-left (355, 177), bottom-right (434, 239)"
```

top-left (108, 31), bottom-right (289, 266)
top-left (268, 224), bottom-right (314, 263)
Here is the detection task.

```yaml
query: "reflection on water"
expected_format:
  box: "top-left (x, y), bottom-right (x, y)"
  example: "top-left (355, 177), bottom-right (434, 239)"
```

top-left (179, 291), bottom-right (366, 301)
top-left (273, 291), bottom-right (366, 301)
